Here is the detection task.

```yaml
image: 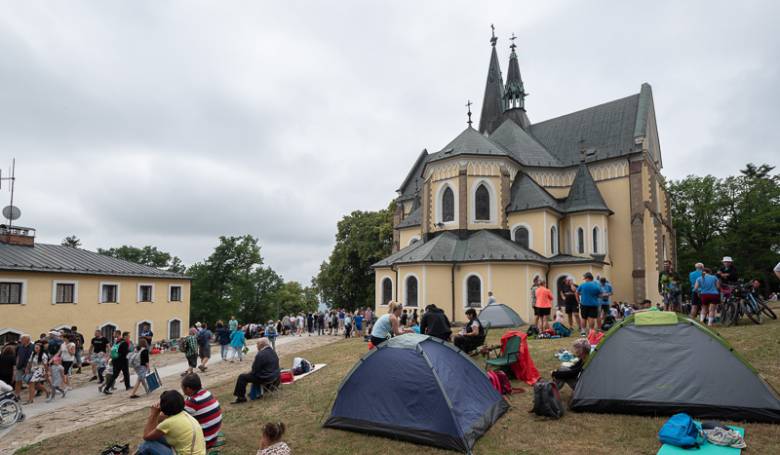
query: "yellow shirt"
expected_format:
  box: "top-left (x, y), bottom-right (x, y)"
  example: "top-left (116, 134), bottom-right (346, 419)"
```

top-left (156, 411), bottom-right (206, 455)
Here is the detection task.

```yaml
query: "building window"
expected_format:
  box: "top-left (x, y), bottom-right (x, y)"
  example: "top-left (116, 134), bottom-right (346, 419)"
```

top-left (475, 184), bottom-right (490, 221)
top-left (101, 324), bottom-right (117, 340)
top-left (405, 275), bottom-right (418, 307)
top-left (0, 330), bottom-right (21, 344)
top-left (54, 282), bottom-right (77, 304)
top-left (593, 226), bottom-right (600, 254)
top-left (513, 226), bottom-right (530, 249)
top-left (577, 228), bottom-right (585, 254)
top-left (408, 236), bottom-right (421, 246)
top-left (169, 320), bottom-right (181, 340)
top-left (550, 226), bottom-right (559, 255)
top-left (381, 278), bottom-right (393, 305)
top-left (169, 285), bottom-right (182, 302)
top-left (466, 275), bottom-right (481, 307)
top-left (137, 321), bottom-right (153, 342)
top-left (138, 284), bottom-right (154, 302)
top-left (0, 282), bottom-right (22, 304)
top-left (101, 284), bottom-right (118, 303)
top-left (442, 186), bottom-right (454, 222)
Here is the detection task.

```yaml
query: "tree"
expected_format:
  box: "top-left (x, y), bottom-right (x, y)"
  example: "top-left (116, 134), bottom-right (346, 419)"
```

top-left (316, 203), bottom-right (394, 311)
top-left (97, 245), bottom-right (184, 272)
top-left (61, 235), bottom-right (81, 248)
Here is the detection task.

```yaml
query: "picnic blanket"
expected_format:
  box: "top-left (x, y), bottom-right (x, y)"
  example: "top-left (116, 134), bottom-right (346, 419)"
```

top-left (657, 424), bottom-right (744, 455)
top-left (499, 331), bottom-right (540, 385)
top-left (284, 363), bottom-right (327, 384)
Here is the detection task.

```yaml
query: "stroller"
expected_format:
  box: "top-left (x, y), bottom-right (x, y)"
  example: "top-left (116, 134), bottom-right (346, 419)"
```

top-left (0, 389), bottom-right (25, 428)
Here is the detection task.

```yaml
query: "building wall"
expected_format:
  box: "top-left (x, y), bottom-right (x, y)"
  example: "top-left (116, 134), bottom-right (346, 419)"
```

top-left (596, 177), bottom-right (634, 305)
top-left (506, 209), bottom-right (561, 256)
top-left (0, 271), bottom-right (190, 343)
top-left (374, 268), bottom-right (396, 309)
top-left (398, 227), bottom-right (422, 248)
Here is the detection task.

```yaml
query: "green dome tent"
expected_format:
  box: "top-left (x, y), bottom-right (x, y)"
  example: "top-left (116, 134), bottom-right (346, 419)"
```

top-left (571, 311), bottom-right (780, 423)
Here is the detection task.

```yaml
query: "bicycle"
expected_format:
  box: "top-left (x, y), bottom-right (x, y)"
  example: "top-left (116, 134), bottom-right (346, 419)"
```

top-left (722, 283), bottom-right (763, 326)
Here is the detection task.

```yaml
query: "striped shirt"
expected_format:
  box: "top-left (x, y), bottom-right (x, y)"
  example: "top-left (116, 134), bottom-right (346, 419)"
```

top-left (185, 389), bottom-right (222, 448)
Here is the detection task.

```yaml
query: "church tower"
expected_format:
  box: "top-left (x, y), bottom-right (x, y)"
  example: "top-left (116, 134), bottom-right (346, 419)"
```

top-left (478, 26), bottom-right (505, 135)
top-left (502, 35), bottom-right (530, 129)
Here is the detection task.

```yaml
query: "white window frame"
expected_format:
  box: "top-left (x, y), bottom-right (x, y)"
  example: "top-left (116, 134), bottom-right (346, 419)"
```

top-left (380, 276), bottom-right (394, 306)
top-left (168, 318), bottom-right (183, 340)
top-left (135, 320), bottom-right (154, 344)
top-left (462, 273), bottom-right (484, 308)
top-left (469, 179), bottom-right (497, 224)
top-left (168, 284), bottom-right (183, 303)
top-left (137, 283), bottom-right (155, 303)
top-left (435, 182), bottom-right (459, 226)
top-left (576, 226), bottom-right (585, 254)
top-left (99, 282), bottom-right (120, 304)
top-left (52, 280), bottom-right (79, 305)
top-left (403, 273), bottom-right (420, 308)
top-left (0, 278), bottom-right (27, 305)
top-left (550, 225), bottom-right (559, 255)
top-left (592, 226), bottom-right (601, 254)
top-left (510, 223), bottom-right (533, 249)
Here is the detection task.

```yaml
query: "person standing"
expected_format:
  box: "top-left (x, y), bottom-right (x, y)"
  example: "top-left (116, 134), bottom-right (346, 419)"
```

top-left (598, 277), bottom-right (613, 327)
top-left (577, 273), bottom-right (602, 332)
top-left (533, 280), bottom-right (553, 332)
top-left (530, 276), bottom-right (540, 310)
top-left (229, 325), bottom-right (246, 363)
top-left (363, 307), bottom-right (373, 339)
top-left (0, 345), bottom-right (15, 387)
top-left (354, 311), bottom-right (363, 338)
top-left (560, 277), bottom-right (583, 335)
top-left (215, 322), bottom-right (231, 361)
top-left (307, 313), bottom-right (314, 336)
top-left (317, 312), bottom-right (325, 336)
top-left (344, 312), bottom-right (353, 339)
top-left (264, 321), bottom-right (279, 351)
top-left (88, 329), bottom-right (109, 382)
top-left (13, 335), bottom-right (33, 399)
top-left (113, 332), bottom-right (132, 390)
top-left (197, 323), bottom-right (212, 372)
top-left (25, 343), bottom-right (49, 404)
top-left (70, 326), bottom-right (84, 374)
top-left (689, 263), bottom-right (704, 321)
top-left (228, 316), bottom-right (238, 333)
top-left (694, 268), bottom-right (721, 327)
top-left (129, 338), bottom-right (150, 398)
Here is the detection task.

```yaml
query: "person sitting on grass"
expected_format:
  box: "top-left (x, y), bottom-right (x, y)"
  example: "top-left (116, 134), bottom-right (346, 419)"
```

top-left (256, 422), bottom-right (290, 455)
top-left (182, 373), bottom-right (222, 450)
top-left (231, 338), bottom-right (280, 404)
top-left (418, 303), bottom-right (451, 342)
top-left (551, 338), bottom-right (591, 391)
top-left (453, 308), bottom-right (485, 354)
top-left (138, 390), bottom-right (206, 455)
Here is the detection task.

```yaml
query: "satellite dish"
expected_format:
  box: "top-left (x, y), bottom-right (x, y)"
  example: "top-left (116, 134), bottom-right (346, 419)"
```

top-left (2, 205), bottom-right (21, 221)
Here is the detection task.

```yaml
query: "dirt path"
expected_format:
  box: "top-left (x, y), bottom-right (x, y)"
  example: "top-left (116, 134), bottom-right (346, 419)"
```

top-left (0, 335), bottom-right (340, 454)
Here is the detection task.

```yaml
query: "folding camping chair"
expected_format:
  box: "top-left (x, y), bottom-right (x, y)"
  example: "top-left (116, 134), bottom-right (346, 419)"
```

top-left (484, 334), bottom-right (520, 374)
top-left (469, 322), bottom-right (491, 357)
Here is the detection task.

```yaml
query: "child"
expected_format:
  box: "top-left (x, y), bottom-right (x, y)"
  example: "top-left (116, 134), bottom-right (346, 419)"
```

top-left (256, 422), bottom-right (290, 455)
top-left (95, 351), bottom-right (108, 384)
top-left (99, 362), bottom-right (115, 395)
top-left (47, 356), bottom-right (67, 401)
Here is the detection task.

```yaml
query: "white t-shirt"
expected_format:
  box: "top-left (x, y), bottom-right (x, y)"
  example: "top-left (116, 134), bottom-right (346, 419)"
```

top-left (60, 342), bottom-right (76, 362)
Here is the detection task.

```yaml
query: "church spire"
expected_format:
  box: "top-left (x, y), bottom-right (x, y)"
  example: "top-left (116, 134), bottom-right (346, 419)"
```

top-left (478, 24), bottom-right (505, 135)
top-left (503, 33), bottom-right (530, 129)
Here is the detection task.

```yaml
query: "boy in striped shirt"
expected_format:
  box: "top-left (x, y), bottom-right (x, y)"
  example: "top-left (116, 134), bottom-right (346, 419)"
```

top-left (182, 373), bottom-right (222, 449)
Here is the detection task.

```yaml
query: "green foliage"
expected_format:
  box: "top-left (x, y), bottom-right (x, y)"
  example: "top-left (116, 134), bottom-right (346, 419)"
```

top-left (60, 235), bottom-right (81, 248)
top-left (97, 245), bottom-right (185, 272)
top-left (316, 203), bottom-right (394, 311)
top-left (670, 163), bottom-right (780, 293)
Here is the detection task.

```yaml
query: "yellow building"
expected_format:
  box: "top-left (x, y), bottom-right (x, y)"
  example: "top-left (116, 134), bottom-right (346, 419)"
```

top-left (0, 226), bottom-right (190, 344)
top-left (373, 33), bottom-right (674, 323)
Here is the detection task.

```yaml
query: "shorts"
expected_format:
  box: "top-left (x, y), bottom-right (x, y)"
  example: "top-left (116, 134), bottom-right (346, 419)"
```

top-left (580, 305), bottom-right (599, 319)
top-left (533, 307), bottom-right (551, 316)
top-left (199, 345), bottom-right (211, 358)
top-left (691, 292), bottom-right (701, 306)
top-left (701, 294), bottom-right (720, 306)
top-left (14, 369), bottom-right (28, 383)
top-left (186, 354), bottom-right (198, 368)
top-left (564, 300), bottom-right (579, 314)
top-left (601, 304), bottom-right (610, 314)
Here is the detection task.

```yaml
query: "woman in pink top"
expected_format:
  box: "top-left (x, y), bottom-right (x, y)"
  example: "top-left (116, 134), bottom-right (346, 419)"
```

top-left (534, 280), bottom-right (553, 332)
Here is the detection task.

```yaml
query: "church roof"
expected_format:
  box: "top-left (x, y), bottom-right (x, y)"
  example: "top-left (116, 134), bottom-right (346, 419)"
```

top-left (427, 127), bottom-right (511, 164)
top-left (489, 119), bottom-right (561, 167)
top-left (506, 171), bottom-right (563, 214)
top-left (397, 205), bottom-right (421, 228)
top-left (561, 164), bottom-right (612, 214)
top-left (397, 149), bottom-right (428, 202)
top-left (478, 40), bottom-right (506, 135)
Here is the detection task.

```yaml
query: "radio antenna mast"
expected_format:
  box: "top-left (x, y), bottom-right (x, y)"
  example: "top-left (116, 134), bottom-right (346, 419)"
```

top-left (0, 159), bottom-right (19, 228)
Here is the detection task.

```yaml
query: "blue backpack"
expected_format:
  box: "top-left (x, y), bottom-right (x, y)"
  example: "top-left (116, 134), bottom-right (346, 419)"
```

top-left (552, 322), bottom-right (571, 337)
top-left (658, 413), bottom-right (702, 448)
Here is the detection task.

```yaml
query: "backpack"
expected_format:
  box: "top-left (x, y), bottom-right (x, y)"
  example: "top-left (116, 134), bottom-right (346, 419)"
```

top-left (128, 349), bottom-right (143, 369)
top-left (495, 370), bottom-right (512, 395)
top-left (48, 339), bottom-right (62, 357)
top-left (292, 357), bottom-right (313, 375)
top-left (526, 325), bottom-right (540, 337)
top-left (531, 380), bottom-right (565, 419)
top-left (110, 342), bottom-right (120, 360)
top-left (177, 337), bottom-right (187, 352)
top-left (487, 371), bottom-right (501, 394)
top-left (601, 315), bottom-right (616, 331)
top-left (552, 322), bottom-right (571, 337)
top-left (659, 413), bottom-right (703, 448)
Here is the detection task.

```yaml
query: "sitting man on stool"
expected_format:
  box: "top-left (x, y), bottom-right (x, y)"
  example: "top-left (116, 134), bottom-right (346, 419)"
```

top-left (453, 308), bottom-right (485, 353)
top-left (231, 338), bottom-right (280, 404)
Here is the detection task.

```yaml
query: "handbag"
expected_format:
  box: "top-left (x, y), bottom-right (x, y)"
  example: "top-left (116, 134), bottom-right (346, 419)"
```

top-left (145, 367), bottom-right (162, 392)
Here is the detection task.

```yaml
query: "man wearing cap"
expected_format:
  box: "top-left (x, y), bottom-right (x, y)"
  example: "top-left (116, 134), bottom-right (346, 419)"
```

top-left (577, 272), bottom-right (602, 332)
top-left (717, 257), bottom-right (738, 284)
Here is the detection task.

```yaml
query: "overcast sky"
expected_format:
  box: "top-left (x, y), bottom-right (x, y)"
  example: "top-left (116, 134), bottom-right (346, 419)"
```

top-left (1, 1), bottom-right (778, 284)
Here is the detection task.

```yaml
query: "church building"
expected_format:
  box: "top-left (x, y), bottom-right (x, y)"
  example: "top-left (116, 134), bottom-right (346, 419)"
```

top-left (373, 30), bottom-right (675, 323)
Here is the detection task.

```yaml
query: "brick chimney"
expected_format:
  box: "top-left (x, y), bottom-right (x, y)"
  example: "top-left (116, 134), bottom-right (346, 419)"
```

top-left (0, 225), bottom-right (35, 246)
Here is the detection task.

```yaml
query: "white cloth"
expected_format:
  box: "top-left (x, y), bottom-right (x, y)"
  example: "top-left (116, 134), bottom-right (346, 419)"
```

top-left (60, 342), bottom-right (76, 362)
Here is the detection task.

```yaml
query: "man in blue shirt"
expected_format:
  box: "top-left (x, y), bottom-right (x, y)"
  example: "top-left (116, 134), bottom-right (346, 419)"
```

top-left (598, 277), bottom-right (613, 328)
top-left (577, 272), bottom-right (603, 332)
top-left (688, 263), bottom-right (704, 321)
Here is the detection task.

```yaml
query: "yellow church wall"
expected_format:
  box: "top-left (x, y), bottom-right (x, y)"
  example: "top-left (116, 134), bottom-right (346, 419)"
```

top-left (421, 264), bottom-right (454, 319)
top-left (398, 227), bottom-right (422, 248)
top-left (545, 187), bottom-right (569, 199)
top-left (466, 175), bottom-right (504, 231)
top-left (0, 271), bottom-right (190, 343)
top-left (596, 176), bottom-right (634, 305)
top-left (430, 177), bottom-right (460, 232)
top-left (374, 268), bottom-right (396, 308)
top-left (506, 209), bottom-right (561, 256)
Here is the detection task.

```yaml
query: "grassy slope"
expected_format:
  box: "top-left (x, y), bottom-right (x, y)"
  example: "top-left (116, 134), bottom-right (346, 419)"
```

top-left (18, 312), bottom-right (780, 455)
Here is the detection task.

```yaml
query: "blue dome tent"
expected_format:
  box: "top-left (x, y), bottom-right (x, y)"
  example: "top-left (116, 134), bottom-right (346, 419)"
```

top-left (323, 334), bottom-right (509, 453)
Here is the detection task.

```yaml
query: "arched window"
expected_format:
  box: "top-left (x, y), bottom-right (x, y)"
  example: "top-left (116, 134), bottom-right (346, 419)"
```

top-left (169, 319), bottom-right (181, 340)
top-left (442, 187), bottom-right (454, 222)
top-left (513, 226), bottom-right (530, 249)
top-left (381, 278), bottom-right (393, 305)
top-left (408, 236), bottom-right (420, 246)
top-left (550, 225), bottom-right (559, 255)
top-left (475, 184), bottom-right (490, 221)
top-left (592, 227), bottom-right (600, 254)
top-left (405, 276), bottom-right (418, 307)
top-left (466, 275), bottom-right (481, 307)
top-left (100, 324), bottom-right (117, 340)
top-left (137, 321), bottom-right (152, 341)
top-left (577, 228), bottom-right (585, 254)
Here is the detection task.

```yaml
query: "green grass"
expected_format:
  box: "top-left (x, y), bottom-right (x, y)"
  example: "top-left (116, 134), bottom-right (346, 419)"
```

top-left (19, 312), bottom-right (780, 455)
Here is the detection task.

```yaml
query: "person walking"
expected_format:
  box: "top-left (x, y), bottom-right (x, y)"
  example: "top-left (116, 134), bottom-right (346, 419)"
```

top-left (689, 263), bottom-right (704, 321)
top-left (13, 335), bottom-right (33, 399)
top-left (113, 332), bottom-right (132, 390)
top-left (229, 325), bottom-right (246, 362)
top-left (694, 268), bottom-right (721, 327)
top-left (182, 328), bottom-right (199, 376)
top-left (88, 329), bottom-right (109, 382)
top-left (70, 326), bottom-right (85, 374)
top-left (197, 323), bottom-right (212, 372)
top-left (46, 355), bottom-right (67, 401)
top-left (264, 321), bottom-right (278, 351)
top-left (215, 321), bottom-right (231, 361)
top-left (59, 334), bottom-right (77, 383)
top-left (344, 312), bottom-right (353, 339)
top-left (129, 338), bottom-right (151, 398)
top-left (25, 343), bottom-right (49, 404)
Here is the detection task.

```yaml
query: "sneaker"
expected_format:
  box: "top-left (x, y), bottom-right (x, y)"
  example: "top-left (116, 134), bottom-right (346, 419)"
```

top-left (103, 389), bottom-right (112, 395)
top-left (46, 395), bottom-right (54, 402)
top-left (230, 397), bottom-right (247, 405)
top-left (61, 390), bottom-right (67, 398)
top-left (89, 376), bottom-right (98, 382)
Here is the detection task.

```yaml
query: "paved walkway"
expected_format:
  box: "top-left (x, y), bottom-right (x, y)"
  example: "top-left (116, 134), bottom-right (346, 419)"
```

top-left (0, 335), bottom-right (337, 448)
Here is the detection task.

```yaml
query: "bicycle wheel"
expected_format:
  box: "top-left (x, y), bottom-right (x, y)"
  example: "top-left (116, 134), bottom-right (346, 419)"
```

top-left (0, 398), bottom-right (22, 428)
top-left (721, 301), bottom-right (736, 326)
top-left (759, 300), bottom-right (778, 320)
top-left (744, 300), bottom-right (762, 325)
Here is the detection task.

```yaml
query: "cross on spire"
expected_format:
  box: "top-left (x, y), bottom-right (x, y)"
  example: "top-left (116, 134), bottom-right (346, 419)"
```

top-left (509, 33), bottom-right (517, 51)
top-left (490, 24), bottom-right (497, 46)
top-left (466, 100), bottom-right (473, 127)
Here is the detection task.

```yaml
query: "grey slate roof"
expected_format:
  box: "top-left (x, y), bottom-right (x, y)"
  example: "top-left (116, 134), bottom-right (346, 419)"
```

top-left (529, 93), bottom-right (643, 166)
top-left (562, 164), bottom-right (611, 214)
top-left (397, 205), bottom-right (421, 228)
top-left (478, 44), bottom-right (506, 135)
top-left (490, 119), bottom-right (561, 167)
top-left (506, 171), bottom-right (563, 213)
top-left (373, 230), bottom-right (544, 267)
top-left (0, 242), bottom-right (189, 279)
top-left (397, 149), bottom-right (428, 202)
top-left (427, 127), bottom-right (511, 164)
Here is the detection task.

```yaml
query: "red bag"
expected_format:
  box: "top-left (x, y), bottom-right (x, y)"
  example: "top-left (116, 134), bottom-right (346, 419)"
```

top-left (587, 329), bottom-right (604, 346)
top-left (495, 370), bottom-right (512, 395)
top-left (487, 371), bottom-right (501, 394)
top-left (280, 370), bottom-right (294, 384)
top-left (367, 341), bottom-right (375, 350)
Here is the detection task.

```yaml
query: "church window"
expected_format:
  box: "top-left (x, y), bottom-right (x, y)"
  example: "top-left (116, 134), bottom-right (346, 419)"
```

top-left (381, 278), bottom-right (393, 305)
top-left (466, 275), bottom-right (481, 307)
top-left (593, 226), bottom-right (600, 254)
top-left (550, 225), bottom-right (559, 255)
top-left (475, 184), bottom-right (490, 221)
top-left (513, 226), bottom-right (529, 249)
top-left (405, 275), bottom-right (418, 307)
top-left (442, 187), bottom-right (454, 222)
top-left (577, 228), bottom-right (585, 254)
